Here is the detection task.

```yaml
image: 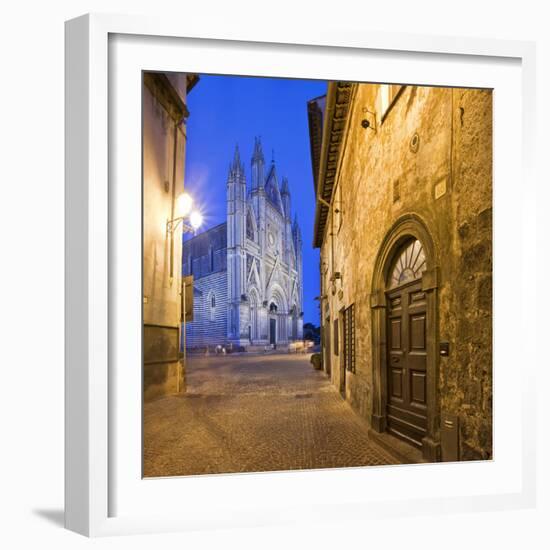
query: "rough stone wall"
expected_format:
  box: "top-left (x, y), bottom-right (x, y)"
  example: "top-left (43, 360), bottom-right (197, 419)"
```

top-left (321, 84), bottom-right (492, 460)
top-left (445, 88), bottom-right (493, 460)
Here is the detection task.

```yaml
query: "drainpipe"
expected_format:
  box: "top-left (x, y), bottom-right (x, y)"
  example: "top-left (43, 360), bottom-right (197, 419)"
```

top-left (170, 113), bottom-right (186, 392)
top-left (169, 115), bottom-right (186, 283)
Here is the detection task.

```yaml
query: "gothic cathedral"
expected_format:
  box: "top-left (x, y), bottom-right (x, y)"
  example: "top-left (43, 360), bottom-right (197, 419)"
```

top-left (183, 138), bottom-right (304, 349)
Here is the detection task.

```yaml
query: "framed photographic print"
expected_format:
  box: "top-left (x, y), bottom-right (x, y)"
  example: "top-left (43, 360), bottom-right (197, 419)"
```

top-left (65, 13), bottom-right (536, 536)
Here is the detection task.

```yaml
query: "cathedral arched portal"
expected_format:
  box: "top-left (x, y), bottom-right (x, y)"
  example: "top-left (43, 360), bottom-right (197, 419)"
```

top-left (370, 213), bottom-right (441, 462)
top-left (267, 284), bottom-right (288, 346)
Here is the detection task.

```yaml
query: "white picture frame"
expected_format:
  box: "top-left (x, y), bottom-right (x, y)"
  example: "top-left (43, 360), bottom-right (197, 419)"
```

top-left (65, 13), bottom-right (536, 537)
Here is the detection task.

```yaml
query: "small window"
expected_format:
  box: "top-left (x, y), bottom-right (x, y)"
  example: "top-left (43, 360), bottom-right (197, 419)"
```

top-left (208, 292), bottom-right (216, 321)
top-left (378, 84), bottom-right (404, 123)
top-left (210, 247), bottom-right (214, 271)
top-left (343, 304), bottom-right (355, 373)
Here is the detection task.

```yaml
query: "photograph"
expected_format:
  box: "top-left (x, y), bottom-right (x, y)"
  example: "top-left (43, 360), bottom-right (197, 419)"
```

top-left (141, 71), bottom-right (493, 477)
top-left (0, 0), bottom-right (542, 543)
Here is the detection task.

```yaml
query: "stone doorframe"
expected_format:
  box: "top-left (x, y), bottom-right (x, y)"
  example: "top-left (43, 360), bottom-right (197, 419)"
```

top-left (370, 213), bottom-right (441, 462)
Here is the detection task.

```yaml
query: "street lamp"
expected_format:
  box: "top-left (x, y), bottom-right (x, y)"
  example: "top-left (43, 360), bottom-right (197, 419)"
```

top-left (167, 192), bottom-right (200, 235)
top-left (176, 191), bottom-right (193, 218)
top-left (189, 210), bottom-right (203, 231)
top-left (166, 192), bottom-right (203, 281)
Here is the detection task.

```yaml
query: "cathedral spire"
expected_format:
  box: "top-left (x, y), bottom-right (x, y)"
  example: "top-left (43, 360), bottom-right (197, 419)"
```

top-left (231, 143), bottom-right (244, 175)
top-left (281, 176), bottom-right (289, 195)
top-left (251, 136), bottom-right (265, 190)
top-left (253, 136), bottom-right (264, 162)
top-left (281, 177), bottom-right (291, 218)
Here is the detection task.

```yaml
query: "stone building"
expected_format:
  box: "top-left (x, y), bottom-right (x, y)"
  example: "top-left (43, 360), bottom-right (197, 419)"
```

top-left (307, 82), bottom-right (492, 462)
top-left (183, 139), bottom-right (304, 350)
top-left (142, 72), bottom-right (199, 401)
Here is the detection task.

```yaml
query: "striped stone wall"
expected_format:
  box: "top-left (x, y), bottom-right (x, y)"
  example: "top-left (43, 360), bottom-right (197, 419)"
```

top-left (184, 270), bottom-right (228, 349)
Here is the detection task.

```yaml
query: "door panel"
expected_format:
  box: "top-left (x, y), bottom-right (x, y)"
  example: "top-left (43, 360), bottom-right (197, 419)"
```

top-left (410, 371), bottom-right (426, 404)
top-left (410, 314), bottom-right (426, 349)
top-left (386, 280), bottom-right (428, 447)
top-left (390, 368), bottom-right (403, 399)
top-left (390, 318), bottom-right (402, 349)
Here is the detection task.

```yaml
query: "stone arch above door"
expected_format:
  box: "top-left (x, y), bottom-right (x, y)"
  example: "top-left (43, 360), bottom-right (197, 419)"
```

top-left (267, 283), bottom-right (289, 344)
top-left (371, 214), bottom-right (438, 296)
top-left (267, 283), bottom-right (288, 314)
top-left (370, 213), bottom-right (441, 462)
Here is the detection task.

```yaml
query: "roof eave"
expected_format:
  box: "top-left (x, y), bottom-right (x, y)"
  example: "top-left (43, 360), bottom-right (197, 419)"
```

top-left (312, 82), bottom-right (353, 248)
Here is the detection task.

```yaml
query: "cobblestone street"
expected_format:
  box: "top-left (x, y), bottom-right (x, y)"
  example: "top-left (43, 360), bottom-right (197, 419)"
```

top-left (143, 353), bottom-right (400, 477)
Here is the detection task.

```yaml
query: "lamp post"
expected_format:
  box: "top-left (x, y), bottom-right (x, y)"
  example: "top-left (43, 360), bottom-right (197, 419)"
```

top-left (166, 191), bottom-right (203, 392)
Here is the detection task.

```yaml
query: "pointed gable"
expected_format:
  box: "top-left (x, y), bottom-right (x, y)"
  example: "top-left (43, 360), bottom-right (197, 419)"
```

top-left (247, 256), bottom-right (261, 288)
top-left (265, 162), bottom-right (284, 213)
top-left (281, 176), bottom-right (289, 195)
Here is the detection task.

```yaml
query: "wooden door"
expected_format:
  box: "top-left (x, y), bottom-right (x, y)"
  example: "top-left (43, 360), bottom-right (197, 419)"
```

top-left (386, 280), bottom-right (428, 448)
top-left (269, 318), bottom-right (276, 345)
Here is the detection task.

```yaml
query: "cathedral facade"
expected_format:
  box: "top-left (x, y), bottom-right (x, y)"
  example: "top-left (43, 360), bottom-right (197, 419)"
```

top-left (183, 138), bottom-right (304, 349)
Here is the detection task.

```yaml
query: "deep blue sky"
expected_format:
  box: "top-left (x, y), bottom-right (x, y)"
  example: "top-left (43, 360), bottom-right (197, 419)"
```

top-left (184, 74), bottom-right (327, 326)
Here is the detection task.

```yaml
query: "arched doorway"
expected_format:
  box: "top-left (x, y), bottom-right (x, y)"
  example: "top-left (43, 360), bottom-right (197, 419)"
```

top-left (269, 302), bottom-right (278, 346)
top-left (370, 214), bottom-right (441, 461)
top-left (386, 239), bottom-right (428, 447)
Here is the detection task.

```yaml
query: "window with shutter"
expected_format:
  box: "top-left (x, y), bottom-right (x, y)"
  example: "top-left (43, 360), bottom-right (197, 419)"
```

top-left (343, 304), bottom-right (356, 373)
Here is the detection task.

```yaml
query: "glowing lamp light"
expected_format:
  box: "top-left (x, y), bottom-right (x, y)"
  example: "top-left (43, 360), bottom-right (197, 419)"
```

top-left (175, 192), bottom-right (193, 218)
top-left (190, 211), bottom-right (203, 230)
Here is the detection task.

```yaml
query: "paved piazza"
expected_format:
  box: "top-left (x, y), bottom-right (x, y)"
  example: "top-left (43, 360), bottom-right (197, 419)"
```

top-left (143, 353), bottom-right (399, 477)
